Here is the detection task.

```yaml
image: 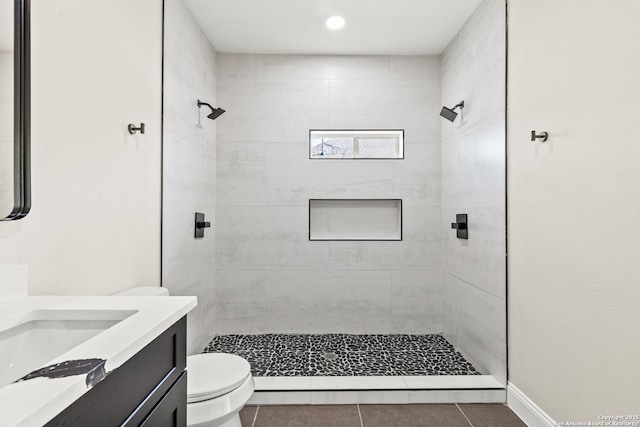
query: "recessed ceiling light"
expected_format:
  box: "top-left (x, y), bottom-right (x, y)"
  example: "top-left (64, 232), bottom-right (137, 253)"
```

top-left (326, 15), bottom-right (346, 30)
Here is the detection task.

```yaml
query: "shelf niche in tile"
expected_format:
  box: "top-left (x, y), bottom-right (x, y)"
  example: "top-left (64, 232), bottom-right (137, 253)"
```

top-left (309, 199), bottom-right (402, 241)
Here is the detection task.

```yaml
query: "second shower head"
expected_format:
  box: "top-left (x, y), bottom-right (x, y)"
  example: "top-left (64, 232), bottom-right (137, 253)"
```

top-left (440, 101), bottom-right (465, 122)
top-left (197, 100), bottom-right (225, 120)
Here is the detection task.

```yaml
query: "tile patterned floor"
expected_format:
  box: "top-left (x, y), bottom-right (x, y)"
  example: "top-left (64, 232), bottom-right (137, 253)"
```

top-left (239, 404), bottom-right (528, 427)
top-left (204, 334), bottom-right (480, 376)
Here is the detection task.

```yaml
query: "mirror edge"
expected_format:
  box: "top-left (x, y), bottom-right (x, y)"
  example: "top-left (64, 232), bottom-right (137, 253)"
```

top-left (1, 0), bottom-right (30, 221)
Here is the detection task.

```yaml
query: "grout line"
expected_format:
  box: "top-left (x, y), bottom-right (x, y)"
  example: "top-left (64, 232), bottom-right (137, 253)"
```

top-left (455, 403), bottom-right (474, 427)
top-left (356, 404), bottom-right (364, 427)
top-left (251, 405), bottom-right (260, 427)
top-left (443, 271), bottom-right (506, 300)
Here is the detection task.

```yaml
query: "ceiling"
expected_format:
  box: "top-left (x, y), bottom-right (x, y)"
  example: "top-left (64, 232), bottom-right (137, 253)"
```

top-left (184, 0), bottom-right (482, 56)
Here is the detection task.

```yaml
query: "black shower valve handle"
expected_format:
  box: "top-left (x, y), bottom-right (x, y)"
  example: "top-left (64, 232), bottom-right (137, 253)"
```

top-left (196, 221), bottom-right (211, 229)
top-left (451, 214), bottom-right (468, 239)
top-left (194, 212), bottom-right (211, 238)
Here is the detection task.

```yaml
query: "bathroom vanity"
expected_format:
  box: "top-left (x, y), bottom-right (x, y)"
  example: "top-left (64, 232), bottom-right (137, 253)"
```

top-left (0, 294), bottom-right (197, 426)
top-left (46, 317), bottom-right (187, 426)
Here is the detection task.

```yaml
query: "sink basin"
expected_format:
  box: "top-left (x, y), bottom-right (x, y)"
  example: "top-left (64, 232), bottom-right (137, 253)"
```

top-left (0, 309), bottom-right (136, 388)
top-left (0, 295), bottom-right (196, 427)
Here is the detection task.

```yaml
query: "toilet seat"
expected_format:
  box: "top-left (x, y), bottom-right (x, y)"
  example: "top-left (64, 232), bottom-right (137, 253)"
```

top-left (187, 353), bottom-right (252, 403)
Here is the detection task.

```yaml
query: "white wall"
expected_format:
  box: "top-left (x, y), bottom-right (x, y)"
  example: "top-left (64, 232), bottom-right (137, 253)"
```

top-left (163, 0), bottom-right (218, 355)
top-left (0, 0), bottom-right (162, 294)
top-left (440, 0), bottom-right (506, 384)
top-left (216, 54), bottom-right (442, 334)
top-left (508, 0), bottom-right (640, 420)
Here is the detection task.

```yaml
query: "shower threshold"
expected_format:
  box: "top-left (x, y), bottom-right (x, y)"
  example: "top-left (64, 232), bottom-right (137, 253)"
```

top-left (203, 333), bottom-right (505, 404)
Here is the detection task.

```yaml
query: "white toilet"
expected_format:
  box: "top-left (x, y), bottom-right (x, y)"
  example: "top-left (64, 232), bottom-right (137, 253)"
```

top-left (186, 353), bottom-right (254, 427)
top-left (114, 287), bottom-right (255, 427)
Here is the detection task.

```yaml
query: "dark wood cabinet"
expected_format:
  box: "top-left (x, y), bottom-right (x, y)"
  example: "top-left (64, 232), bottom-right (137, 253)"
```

top-left (46, 316), bottom-right (187, 427)
top-left (140, 372), bottom-right (186, 427)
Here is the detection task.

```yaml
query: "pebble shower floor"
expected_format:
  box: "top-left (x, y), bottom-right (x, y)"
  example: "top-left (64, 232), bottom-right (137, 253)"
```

top-left (203, 334), bottom-right (480, 377)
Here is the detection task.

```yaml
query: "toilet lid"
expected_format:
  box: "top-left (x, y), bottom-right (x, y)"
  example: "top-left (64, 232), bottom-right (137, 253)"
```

top-left (186, 353), bottom-right (252, 403)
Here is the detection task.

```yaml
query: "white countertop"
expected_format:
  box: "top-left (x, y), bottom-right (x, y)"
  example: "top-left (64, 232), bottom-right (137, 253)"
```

top-left (0, 295), bottom-right (197, 427)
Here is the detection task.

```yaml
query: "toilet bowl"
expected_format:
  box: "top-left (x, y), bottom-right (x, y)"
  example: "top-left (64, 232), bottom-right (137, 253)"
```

top-left (186, 353), bottom-right (254, 427)
top-left (114, 287), bottom-right (255, 427)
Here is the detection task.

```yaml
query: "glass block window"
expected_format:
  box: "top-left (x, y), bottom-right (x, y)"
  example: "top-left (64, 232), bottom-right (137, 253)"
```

top-left (309, 130), bottom-right (404, 159)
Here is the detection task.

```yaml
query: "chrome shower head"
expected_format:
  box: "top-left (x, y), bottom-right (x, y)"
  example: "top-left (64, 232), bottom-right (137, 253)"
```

top-left (197, 100), bottom-right (225, 120)
top-left (440, 101), bottom-right (465, 122)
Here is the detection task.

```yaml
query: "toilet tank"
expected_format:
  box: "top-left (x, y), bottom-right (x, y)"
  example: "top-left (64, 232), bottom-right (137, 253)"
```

top-left (114, 286), bottom-right (170, 297)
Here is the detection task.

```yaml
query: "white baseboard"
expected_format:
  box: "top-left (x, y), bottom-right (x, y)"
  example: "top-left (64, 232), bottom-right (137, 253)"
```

top-left (507, 382), bottom-right (556, 427)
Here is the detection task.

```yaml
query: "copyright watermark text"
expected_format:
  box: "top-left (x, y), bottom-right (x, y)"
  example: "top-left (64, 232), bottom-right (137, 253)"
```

top-left (556, 415), bottom-right (640, 427)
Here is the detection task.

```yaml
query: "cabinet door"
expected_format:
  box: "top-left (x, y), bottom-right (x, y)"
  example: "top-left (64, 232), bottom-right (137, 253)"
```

top-left (140, 372), bottom-right (187, 427)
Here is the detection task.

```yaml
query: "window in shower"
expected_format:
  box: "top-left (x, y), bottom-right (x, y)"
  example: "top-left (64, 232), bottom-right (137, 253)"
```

top-left (309, 130), bottom-right (404, 159)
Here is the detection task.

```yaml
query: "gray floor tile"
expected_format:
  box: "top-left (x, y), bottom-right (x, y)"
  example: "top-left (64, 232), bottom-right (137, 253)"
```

top-left (458, 403), bottom-right (527, 427)
top-left (360, 404), bottom-right (470, 427)
top-left (240, 405), bottom-right (258, 427)
top-left (254, 405), bottom-right (361, 427)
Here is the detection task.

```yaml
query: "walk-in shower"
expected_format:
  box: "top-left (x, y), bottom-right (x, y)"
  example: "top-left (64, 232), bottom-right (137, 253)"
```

top-left (163, 0), bottom-right (507, 404)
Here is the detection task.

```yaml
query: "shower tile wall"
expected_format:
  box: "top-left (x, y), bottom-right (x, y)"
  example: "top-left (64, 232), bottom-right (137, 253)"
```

top-left (440, 0), bottom-right (507, 384)
top-left (216, 55), bottom-right (442, 334)
top-left (163, 0), bottom-right (218, 354)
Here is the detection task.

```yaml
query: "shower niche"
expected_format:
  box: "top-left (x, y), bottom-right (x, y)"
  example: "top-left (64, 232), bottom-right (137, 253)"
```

top-left (309, 199), bottom-right (402, 241)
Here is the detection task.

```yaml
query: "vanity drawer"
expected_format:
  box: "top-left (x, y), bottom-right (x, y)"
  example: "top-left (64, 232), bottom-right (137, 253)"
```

top-left (46, 316), bottom-right (187, 427)
top-left (139, 371), bottom-right (187, 427)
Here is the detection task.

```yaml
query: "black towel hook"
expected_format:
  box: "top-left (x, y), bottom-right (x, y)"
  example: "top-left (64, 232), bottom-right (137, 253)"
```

top-left (531, 130), bottom-right (549, 142)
